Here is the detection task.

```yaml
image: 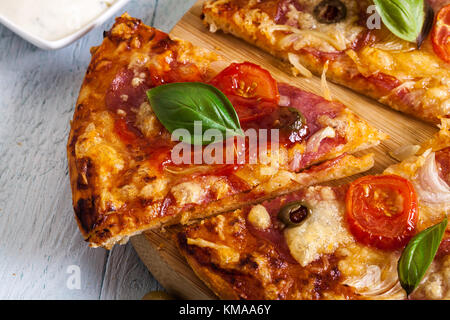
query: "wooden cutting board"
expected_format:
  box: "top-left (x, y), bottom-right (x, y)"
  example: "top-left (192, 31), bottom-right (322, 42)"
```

top-left (131, 0), bottom-right (438, 300)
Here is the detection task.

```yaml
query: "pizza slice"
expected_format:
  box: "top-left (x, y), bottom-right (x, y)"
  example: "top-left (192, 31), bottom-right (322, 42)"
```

top-left (67, 14), bottom-right (386, 249)
top-left (177, 120), bottom-right (450, 300)
top-left (202, 0), bottom-right (450, 123)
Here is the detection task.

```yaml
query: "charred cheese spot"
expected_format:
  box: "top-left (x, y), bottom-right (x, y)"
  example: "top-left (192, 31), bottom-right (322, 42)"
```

top-left (74, 197), bottom-right (96, 232)
top-left (252, 253), bottom-right (273, 286)
top-left (247, 204), bottom-right (271, 230)
top-left (75, 112), bottom-right (125, 184)
top-left (76, 157), bottom-right (93, 189)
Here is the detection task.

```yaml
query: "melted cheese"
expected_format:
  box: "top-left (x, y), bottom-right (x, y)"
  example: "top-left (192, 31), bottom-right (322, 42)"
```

top-left (171, 182), bottom-right (206, 206)
top-left (271, 0), bottom-right (364, 52)
top-left (411, 256), bottom-right (450, 300)
top-left (384, 149), bottom-right (448, 229)
top-left (337, 243), bottom-right (404, 299)
top-left (288, 53), bottom-right (313, 78)
top-left (321, 60), bottom-right (332, 101)
top-left (187, 238), bottom-right (240, 266)
top-left (256, 170), bottom-right (296, 193)
top-left (247, 205), bottom-right (271, 230)
top-left (75, 112), bottom-right (125, 184)
top-left (139, 177), bottom-right (169, 201)
top-left (348, 46), bottom-right (447, 81)
top-left (135, 102), bottom-right (162, 139)
top-left (284, 187), bottom-right (353, 267)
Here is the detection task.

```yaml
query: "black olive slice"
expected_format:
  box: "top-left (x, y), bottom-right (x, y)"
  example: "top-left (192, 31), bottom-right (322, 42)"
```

top-left (276, 107), bottom-right (309, 143)
top-left (313, 0), bottom-right (347, 24)
top-left (287, 107), bottom-right (306, 131)
top-left (278, 201), bottom-right (311, 227)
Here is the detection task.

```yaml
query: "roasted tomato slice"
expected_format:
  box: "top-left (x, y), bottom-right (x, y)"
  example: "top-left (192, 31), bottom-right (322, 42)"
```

top-left (210, 62), bottom-right (279, 101)
top-left (432, 4), bottom-right (450, 63)
top-left (226, 95), bottom-right (278, 122)
top-left (345, 175), bottom-right (419, 250)
top-left (210, 62), bottom-right (279, 122)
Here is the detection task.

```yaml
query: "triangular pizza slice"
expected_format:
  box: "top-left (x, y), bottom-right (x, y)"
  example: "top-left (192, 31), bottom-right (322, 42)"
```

top-left (202, 0), bottom-right (450, 122)
top-left (68, 15), bottom-right (385, 248)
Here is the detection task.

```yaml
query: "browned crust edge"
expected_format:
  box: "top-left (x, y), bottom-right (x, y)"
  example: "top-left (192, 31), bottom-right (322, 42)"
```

top-left (67, 14), bottom-right (378, 249)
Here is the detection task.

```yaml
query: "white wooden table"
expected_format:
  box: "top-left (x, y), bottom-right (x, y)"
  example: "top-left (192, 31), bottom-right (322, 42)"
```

top-left (0, 0), bottom-right (197, 300)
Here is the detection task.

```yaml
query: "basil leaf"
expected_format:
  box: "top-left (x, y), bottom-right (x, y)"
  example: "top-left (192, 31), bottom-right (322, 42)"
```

top-left (417, 1), bottom-right (434, 48)
top-left (146, 82), bottom-right (243, 145)
top-left (374, 0), bottom-right (425, 43)
top-left (397, 217), bottom-right (448, 296)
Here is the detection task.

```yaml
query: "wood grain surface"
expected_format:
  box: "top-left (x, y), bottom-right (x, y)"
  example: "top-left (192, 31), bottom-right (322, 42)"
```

top-left (0, 0), bottom-right (198, 300)
top-left (131, 0), bottom-right (440, 300)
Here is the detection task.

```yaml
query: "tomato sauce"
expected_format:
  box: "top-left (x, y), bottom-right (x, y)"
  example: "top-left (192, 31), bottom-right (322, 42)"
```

top-left (178, 189), bottom-right (357, 299)
top-left (105, 58), bottom-right (347, 178)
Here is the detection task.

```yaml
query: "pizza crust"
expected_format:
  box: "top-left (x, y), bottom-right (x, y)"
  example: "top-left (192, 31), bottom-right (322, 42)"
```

top-left (68, 14), bottom-right (384, 249)
top-left (202, 0), bottom-right (450, 123)
top-left (177, 122), bottom-right (450, 300)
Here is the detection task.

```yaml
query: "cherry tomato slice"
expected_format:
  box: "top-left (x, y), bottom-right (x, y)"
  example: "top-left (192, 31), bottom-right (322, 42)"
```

top-left (210, 62), bottom-right (279, 122)
top-left (210, 62), bottom-right (279, 101)
top-left (226, 95), bottom-right (278, 122)
top-left (432, 4), bottom-right (450, 63)
top-left (345, 175), bottom-right (419, 250)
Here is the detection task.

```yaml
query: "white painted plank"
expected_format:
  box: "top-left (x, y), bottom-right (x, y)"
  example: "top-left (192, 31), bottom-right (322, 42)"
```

top-left (99, 243), bottom-right (164, 300)
top-left (0, 30), bottom-right (108, 299)
top-left (0, 0), bottom-right (170, 299)
top-left (153, 0), bottom-right (198, 32)
top-left (98, 0), bottom-right (201, 299)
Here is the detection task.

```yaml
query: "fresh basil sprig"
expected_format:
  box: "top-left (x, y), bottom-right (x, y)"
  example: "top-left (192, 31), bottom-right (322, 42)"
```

top-left (146, 82), bottom-right (244, 145)
top-left (397, 217), bottom-right (448, 296)
top-left (373, 0), bottom-right (430, 46)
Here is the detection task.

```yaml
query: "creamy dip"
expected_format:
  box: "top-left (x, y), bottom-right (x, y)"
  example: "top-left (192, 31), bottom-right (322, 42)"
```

top-left (0, 0), bottom-right (117, 41)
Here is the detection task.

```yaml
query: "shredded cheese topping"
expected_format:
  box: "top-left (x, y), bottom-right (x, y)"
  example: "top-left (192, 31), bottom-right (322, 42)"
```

top-left (268, 25), bottom-right (347, 51)
top-left (321, 60), bottom-right (332, 101)
top-left (288, 52), bottom-right (312, 78)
